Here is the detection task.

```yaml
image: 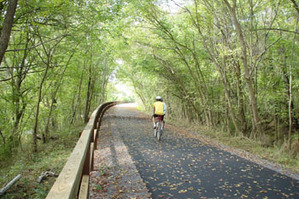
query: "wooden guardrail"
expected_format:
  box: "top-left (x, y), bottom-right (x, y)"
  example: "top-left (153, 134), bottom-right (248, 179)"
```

top-left (46, 102), bottom-right (117, 199)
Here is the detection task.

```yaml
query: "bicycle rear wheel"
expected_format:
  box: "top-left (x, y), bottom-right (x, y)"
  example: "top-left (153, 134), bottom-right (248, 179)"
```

top-left (157, 122), bottom-right (162, 141)
top-left (154, 122), bottom-right (158, 137)
top-left (157, 130), bottom-right (160, 141)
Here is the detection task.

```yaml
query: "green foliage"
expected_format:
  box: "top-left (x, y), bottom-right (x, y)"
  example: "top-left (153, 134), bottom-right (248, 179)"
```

top-left (114, 0), bottom-right (298, 146)
top-left (0, 0), bottom-right (127, 160)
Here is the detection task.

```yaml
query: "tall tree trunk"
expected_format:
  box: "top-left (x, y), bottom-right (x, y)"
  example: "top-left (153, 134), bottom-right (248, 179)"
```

top-left (0, 0), bottom-right (18, 65)
top-left (33, 64), bottom-right (50, 152)
top-left (8, 31), bottom-right (31, 149)
top-left (218, 60), bottom-right (241, 135)
top-left (32, 28), bottom-right (65, 152)
top-left (84, 64), bottom-right (92, 123)
top-left (224, 0), bottom-right (261, 137)
top-left (234, 60), bottom-right (247, 135)
top-left (288, 18), bottom-right (298, 150)
top-left (100, 56), bottom-right (108, 104)
top-left (281, 47), bottom-right (295, 146)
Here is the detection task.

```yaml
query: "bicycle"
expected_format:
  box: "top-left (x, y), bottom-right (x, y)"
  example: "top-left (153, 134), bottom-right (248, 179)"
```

top-left (154, 115), bottom-right (163, 141)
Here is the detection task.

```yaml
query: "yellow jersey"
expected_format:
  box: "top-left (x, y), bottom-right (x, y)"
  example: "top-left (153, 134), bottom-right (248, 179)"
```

top-left (153, 101), bottom-right (164, 115)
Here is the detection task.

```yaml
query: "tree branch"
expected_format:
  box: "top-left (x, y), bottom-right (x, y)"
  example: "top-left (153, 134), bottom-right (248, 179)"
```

top-left (255, 28), bottom-right (299, 34)
top-left (5, 34), bottom-right (70, 52)
top-left (290, 0), bottom-right (299, 15)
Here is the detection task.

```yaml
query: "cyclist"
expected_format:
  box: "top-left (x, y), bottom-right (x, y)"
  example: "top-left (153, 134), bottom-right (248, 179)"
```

top-left (152, 96), bottom-right (167, 129)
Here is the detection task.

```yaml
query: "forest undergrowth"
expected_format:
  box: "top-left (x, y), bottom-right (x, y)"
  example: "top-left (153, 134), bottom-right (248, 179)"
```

top-left (0, 124), bottom-right (81, 199)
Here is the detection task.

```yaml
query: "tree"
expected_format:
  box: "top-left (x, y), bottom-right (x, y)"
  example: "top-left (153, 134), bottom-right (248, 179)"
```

top-left (0, 0), bottom-right (18, 65)
top-left (117, 0), bottom-right (298, 150)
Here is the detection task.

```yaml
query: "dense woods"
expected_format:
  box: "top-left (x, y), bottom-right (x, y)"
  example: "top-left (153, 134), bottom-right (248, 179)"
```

top-left (117, 0), bottom-right (298, 155)
top-left (0, 0), bottom-right (298, 170)
top-left (0, 0), bottom-right (121, 162)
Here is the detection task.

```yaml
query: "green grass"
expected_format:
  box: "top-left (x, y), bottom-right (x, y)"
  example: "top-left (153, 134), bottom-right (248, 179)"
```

top-left (0, 125), bottom-right (82, 199)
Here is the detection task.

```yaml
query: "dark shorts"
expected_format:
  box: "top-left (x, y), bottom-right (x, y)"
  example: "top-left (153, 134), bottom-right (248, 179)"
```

top-left (153, 114), bottom-right (164, 121)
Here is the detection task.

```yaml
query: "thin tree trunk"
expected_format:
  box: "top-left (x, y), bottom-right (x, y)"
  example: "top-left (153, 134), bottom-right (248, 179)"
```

top-left (131, 78), bottom-right (147, 107)
top-left (44, 46), bottom-right (77, 142)
top-left (174, 47), bottom-right (212, 126)
top-left (70, 66), bottom-right (84, 124)
top-left (33, 64), bottom-right (50, 152)
top-left (288, 74), bottom-right (293, 150)
top-left (0, 0), bottom-right (18, 65)
top-left (225, 103), bottom-right (231, 134)
top-left (44, 97), bottom-right (56, 143)
top-left (0, 129), bottom-right (5, 145)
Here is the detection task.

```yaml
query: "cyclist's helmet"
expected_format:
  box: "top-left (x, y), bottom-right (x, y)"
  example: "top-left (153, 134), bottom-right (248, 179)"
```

top-left (156, 96), bottom-right (162, 101)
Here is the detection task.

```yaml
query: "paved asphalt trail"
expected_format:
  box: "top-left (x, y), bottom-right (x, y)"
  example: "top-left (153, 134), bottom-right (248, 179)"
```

top-left (108, 105), bottom-right (298, 199)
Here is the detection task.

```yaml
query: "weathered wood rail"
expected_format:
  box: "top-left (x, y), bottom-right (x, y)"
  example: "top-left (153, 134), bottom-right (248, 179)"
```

top-left (46, 102), bottom-right (117, 199)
